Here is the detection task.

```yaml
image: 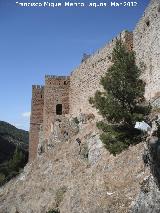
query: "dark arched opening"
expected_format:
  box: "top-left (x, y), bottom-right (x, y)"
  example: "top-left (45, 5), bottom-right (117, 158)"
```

top-left (56, 104), bottom-right (62, 115)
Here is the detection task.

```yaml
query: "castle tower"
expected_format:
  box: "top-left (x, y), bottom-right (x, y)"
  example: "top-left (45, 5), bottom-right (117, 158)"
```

top-left (43, 75), bottom-right (70, 140)
top-left (29, 85), bottom-right (44, 161)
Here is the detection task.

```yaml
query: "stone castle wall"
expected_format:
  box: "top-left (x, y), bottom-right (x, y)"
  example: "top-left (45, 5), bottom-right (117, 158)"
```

top-left (69, 0), bottom-right (160, 118)
top-left (43, 75), bottom-right (70, 139)
top-left (69, 31), bottom-right (133, 117)
top-left (133, 0), bottom-right (160, 102)
top-left (29, 85), bottom-right (44, 161)
top-left (29, 0), bottom-right (160, 161)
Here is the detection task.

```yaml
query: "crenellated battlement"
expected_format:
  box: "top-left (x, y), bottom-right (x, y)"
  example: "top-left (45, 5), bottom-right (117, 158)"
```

top-left (45, 75), bottom-right (70, 79)
top-left (29, 31), bottom-right (133, 161)
top-left (70, 30), bottom-right (133, 77)
top-left (32, 85), bottom-right (44, 89)
top-left (45, 75), bottom-right (70, 88)
top-left (69, 30), bottom-right (133, 116)
top-left (29, 0), bottom-right (160, 161)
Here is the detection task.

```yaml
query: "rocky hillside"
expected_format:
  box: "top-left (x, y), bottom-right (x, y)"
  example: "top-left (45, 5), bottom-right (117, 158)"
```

top-left (0, 119), bottom-right (150, 213)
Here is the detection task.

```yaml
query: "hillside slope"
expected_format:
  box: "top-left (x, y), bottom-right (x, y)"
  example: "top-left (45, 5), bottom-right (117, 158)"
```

top-left (0, 121), bottom-right (29, 164)
top-left (0, 121), bottom-right (149, 213)
top-left (0, 121), bottom-right (29, 186)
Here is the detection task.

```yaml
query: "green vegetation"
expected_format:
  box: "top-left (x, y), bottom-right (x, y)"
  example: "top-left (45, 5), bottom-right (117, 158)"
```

top-left (156, 121), bottom-right (160, 138)
top-left (73, 117), bottom-right (79, 125)
top-left (80, 143), bottom-right (89, 159)
top-left (0, 121), bottom-right (28, 143)
top-left (0, 146), bottom-right (27, 186)
top-left (46, 209), bottom-right (60, 213)
top-left (46, 186), bottom-right (67, 213)
top-left (0, 121), bottom-right (29, 186)
top-left (89, 40), bottom-right (151, 155)
top-left (55, 186), bottom-right (67, 207)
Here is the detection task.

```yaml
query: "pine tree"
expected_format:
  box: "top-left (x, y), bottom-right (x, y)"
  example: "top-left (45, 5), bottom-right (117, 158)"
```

top-left (89, 40), bottom-right (151, 155)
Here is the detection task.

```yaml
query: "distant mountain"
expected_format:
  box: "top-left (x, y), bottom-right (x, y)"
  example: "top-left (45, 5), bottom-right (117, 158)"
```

top-left (0, 121), bottom-right (29, 186)
top-left (0, 121), bottom-right (29, 164)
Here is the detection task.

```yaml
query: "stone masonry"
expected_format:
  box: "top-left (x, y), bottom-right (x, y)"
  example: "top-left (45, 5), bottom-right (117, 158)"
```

top-left (69, 31), bottom-right (133, 117)
top-left (29, 76), bottom-right (70, 161)
top-left (29, 0), bottom-right (160, 161)
top-left (133, 0), bottom-right (160, 102)
top-left (29, 85), bottom-right (44, 160)
top-left (43, 75), bottom-right (70, 140)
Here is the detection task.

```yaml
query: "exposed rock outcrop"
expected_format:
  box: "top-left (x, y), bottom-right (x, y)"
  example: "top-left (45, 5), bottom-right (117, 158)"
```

top-left (131, 176), bottom-right (160, 213)
top-left (0, 120), bottom-right (148, 213)
top-left (131, 114), bottom-right (160, 212)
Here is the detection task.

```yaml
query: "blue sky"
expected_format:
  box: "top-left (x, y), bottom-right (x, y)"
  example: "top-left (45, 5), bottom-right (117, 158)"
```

top-left (0, 0), bottom-right (150, 130)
